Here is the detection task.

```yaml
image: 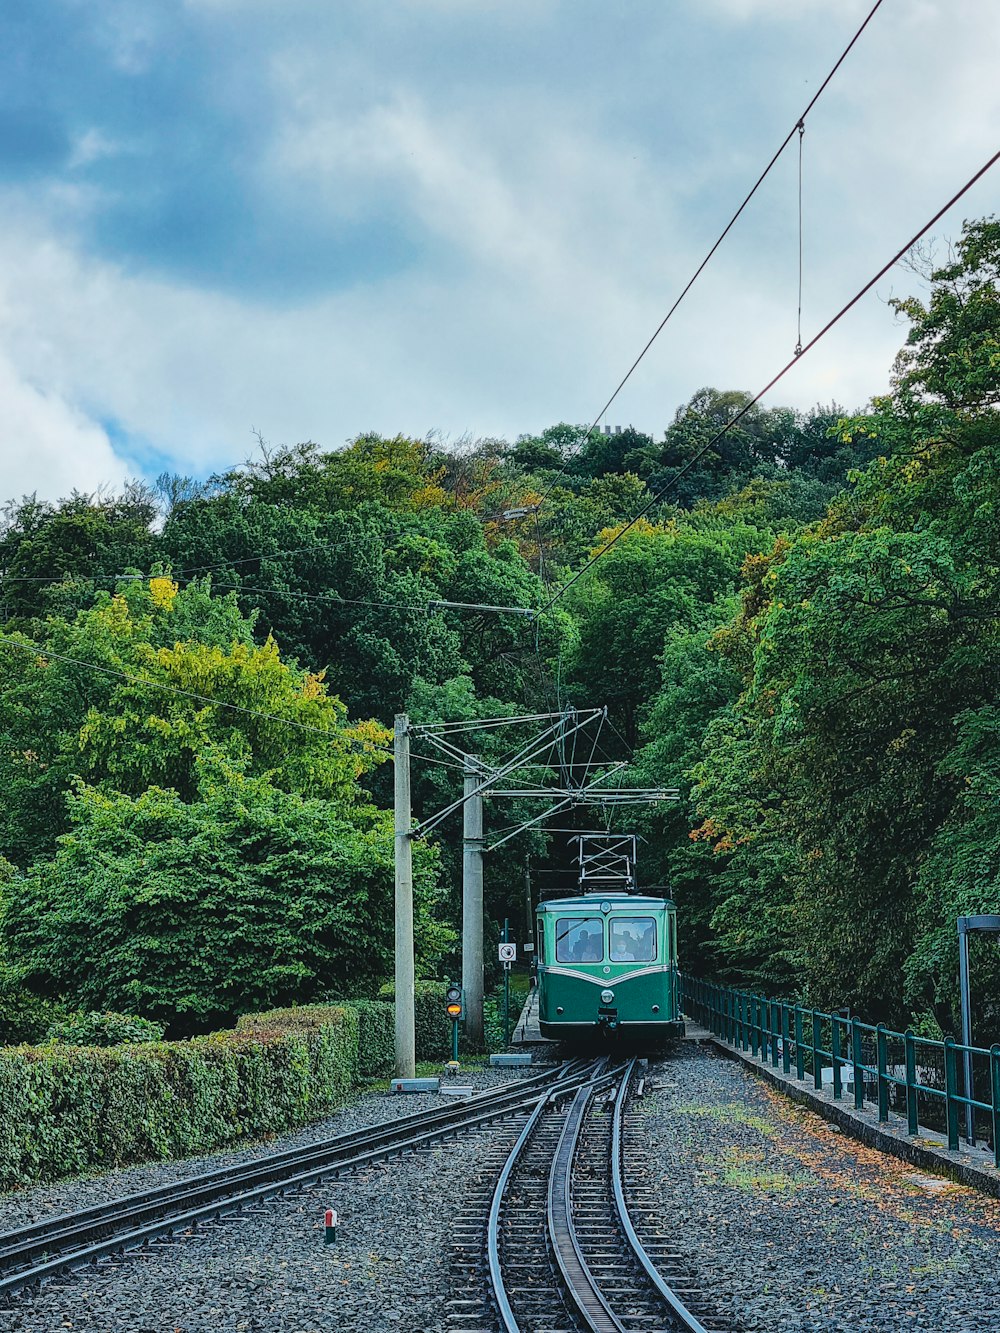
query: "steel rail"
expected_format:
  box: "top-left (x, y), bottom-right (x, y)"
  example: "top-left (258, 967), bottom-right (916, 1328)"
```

top-left (0, 1060), bottom-right (579, 1270)
top-left (487, 1060), bottom-right (617, 1332)
top-left (0, 1058), bottom-right (580, 1268)
top-left (0, 1060), bottom-right (598, 1298)
top-left (547, 1082), bottom-right (628, 1332)
top-left (611, 1060), bottom-right (711, 1333)
top-left (486, 1094), bottom-right (552, 1333)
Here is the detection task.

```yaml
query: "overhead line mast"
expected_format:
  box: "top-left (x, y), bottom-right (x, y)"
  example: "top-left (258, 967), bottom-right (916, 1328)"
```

top-left (391, 708), bottom-right (677, 1073)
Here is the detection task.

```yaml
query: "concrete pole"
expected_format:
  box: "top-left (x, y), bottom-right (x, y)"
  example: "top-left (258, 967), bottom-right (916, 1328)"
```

top-left (394, 714), bottom-right (415, 1078)
top-left (462, 754), bottom-right (485, 1049)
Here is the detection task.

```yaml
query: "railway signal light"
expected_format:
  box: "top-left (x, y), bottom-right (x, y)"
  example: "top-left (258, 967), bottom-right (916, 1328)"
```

top-left (445, 982), bottom-right (463, 1064)
top-left (445, 982), bottom-right (463, 1020)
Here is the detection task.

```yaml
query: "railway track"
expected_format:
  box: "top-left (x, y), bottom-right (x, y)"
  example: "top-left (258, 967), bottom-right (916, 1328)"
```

top-left (0, 1058), bottom-right (597, 1301)
top-left (449, 1059), bottom-right (725, 1333)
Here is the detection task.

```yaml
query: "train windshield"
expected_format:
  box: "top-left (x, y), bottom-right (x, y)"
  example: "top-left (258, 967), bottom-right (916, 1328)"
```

top-left (555, 917), bottom-right (604, 963)
top-left (609, 917), bottom-right (656, 963)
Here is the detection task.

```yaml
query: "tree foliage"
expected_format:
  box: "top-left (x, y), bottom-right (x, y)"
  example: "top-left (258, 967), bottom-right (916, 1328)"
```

top-left (3, 216), bottom-right (1000, 1039)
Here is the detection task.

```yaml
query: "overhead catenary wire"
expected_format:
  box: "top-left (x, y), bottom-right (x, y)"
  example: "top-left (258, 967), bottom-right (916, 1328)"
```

top-left (537, 146), bottom-right (1000, 618)
top-left (0, 571), bottom-right (539, 620)
top-left (172, 543), bottom-right (334, 578)
top-left (796, 119), bottom-right (805, 357)
top-left (536, 0), bottom-right (886, 507)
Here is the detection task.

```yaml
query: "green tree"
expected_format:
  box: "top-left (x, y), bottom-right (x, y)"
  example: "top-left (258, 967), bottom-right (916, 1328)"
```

top-left (0, 577), bottom-right (388, 866)
top-left (2, 759), bottom-right (446, 1028)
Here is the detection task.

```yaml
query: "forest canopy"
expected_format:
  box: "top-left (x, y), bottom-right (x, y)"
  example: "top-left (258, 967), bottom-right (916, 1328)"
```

top-left (2, 216), bottom-right (998, 1040)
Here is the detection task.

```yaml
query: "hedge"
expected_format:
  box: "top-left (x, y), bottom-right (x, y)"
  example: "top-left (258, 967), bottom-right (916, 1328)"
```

top-left (47, 1011), bottom-right (165, 1047)
top-left (348, 999), bottom-right (395, 1079)
top-left (0, 1004), bottom-right (357, 1189)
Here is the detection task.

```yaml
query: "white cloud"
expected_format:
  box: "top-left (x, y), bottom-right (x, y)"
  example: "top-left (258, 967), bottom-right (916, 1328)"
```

top-left (0, 353), bottom-right (129, 500)
top-left (1, 0), bottom-right (999, 500)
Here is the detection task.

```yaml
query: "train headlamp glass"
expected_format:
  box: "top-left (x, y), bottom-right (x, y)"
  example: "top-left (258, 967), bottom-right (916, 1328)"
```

top-left (600, 901), bottom-right (612, 914)
top-left (600, 989), bottom-right (615, 1004)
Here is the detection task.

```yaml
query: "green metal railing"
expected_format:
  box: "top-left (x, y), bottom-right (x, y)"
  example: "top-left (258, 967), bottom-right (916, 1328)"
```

top-left (680, 973), bottom-right (1000, 1168)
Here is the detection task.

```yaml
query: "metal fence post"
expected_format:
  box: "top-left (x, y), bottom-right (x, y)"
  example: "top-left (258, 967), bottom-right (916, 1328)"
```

top-left (781, 1004), bottom-right (791, 1075)
top-left (794, 1006), bottom-right (805, 1080)
top-left (832, 1019), bottom-right (843, 1100)
top-left (904, 1030), bottom-right (918, 1135)
top-left (944, 1037), bottom-right (960, 1151)
top-left (750, 996), bottom-right (759, 1058)
top-left (991, 1045), bottom-right (1000, 1171)
top-left (812, 1012), bottom-right (823, 1091)
top-left (852, 1019), bottom-right (864, 1111)
top-left (876, 1024), bottom-right (889, 1122)
top-left (770, 1000), bottom-right (780, 1067)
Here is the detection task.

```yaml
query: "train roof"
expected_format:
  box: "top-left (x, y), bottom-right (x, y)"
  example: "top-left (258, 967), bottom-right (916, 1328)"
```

top-left (537, 892), bottom-right (674, 912)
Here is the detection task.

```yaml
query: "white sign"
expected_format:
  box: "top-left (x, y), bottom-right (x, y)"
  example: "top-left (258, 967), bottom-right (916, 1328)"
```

top-left (498, 942), bottom-right (517, 963)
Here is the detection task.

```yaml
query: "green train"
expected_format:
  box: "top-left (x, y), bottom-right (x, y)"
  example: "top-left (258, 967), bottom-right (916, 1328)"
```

top-left (535, 890), bottom-right (684, 1044)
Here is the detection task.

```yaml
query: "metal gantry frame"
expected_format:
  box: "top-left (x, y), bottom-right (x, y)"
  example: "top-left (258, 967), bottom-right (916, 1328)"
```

top-left (391, 707), bottom-right (678, 1074)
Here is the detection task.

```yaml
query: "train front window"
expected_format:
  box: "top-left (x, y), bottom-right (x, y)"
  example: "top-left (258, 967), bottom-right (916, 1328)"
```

top-left (555, 917), bottom-right (604, 963)
top-left (609, 917), bottom-right (656, 963)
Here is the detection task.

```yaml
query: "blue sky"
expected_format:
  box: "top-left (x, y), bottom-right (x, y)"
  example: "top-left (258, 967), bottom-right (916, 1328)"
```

top-left (1, 0), bottom-right (998, 499)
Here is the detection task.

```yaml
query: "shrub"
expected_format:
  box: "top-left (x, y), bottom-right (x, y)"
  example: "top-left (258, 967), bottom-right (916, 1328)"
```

top-left (0, 963), bottom-right (65, 1045)
top-left (0, 1004), bottom-right (357, 1188)
top-left (378, 980), bottom-right (451, 1059)
top-left (46, 1011), bottom-right (165, 1047)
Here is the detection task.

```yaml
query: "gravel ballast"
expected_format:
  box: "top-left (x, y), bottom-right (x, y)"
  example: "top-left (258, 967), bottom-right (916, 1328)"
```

top-left (0, 1064), bottom-right (539, 1332)
top-left (0, 1062), bottom-right (536, 1233)
top-left (638, 1041), bottom-right (1000, 1332)
top-left (4, 1044), bottom-right (999, 1331)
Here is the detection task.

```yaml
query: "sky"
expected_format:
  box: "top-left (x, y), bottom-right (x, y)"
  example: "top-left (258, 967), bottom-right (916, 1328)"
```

top-left (0, 0), bottom-right (998, 501)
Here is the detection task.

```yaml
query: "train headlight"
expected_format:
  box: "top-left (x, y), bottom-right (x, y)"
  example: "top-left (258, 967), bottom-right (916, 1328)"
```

top-left (601, 989), bottom-right (615, 1004)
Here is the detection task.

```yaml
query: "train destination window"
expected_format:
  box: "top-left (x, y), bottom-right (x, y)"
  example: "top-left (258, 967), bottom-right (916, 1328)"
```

top-left (555, 917), bottom-right (604, 963)
top-left (609, 917), bottom-right (656, 963)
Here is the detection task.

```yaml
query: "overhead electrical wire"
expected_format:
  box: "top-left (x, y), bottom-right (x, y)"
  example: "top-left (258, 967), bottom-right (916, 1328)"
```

top-left (0, 571), bottom-right (537, 619)
top-left (173, 544), bottom-right (339, 578)
top-left (0, 632), bottom-right (471, 774)
top-left (536, 147), bottom-right (1000, 617)
top-left (536, 0), bottom-right (887, 507)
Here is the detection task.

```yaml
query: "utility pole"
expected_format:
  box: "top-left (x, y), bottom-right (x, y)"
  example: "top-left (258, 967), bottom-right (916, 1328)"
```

top-left (462, 754), bottom-right (485, 1048)
top-left (394, 714), bottom-right (415, 1077)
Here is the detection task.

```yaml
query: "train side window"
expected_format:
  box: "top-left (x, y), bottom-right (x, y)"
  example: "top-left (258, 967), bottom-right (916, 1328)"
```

top-left (609, 916), bottom-right (656, 963)
top-left (555, 917), bottom-right (604, 963)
